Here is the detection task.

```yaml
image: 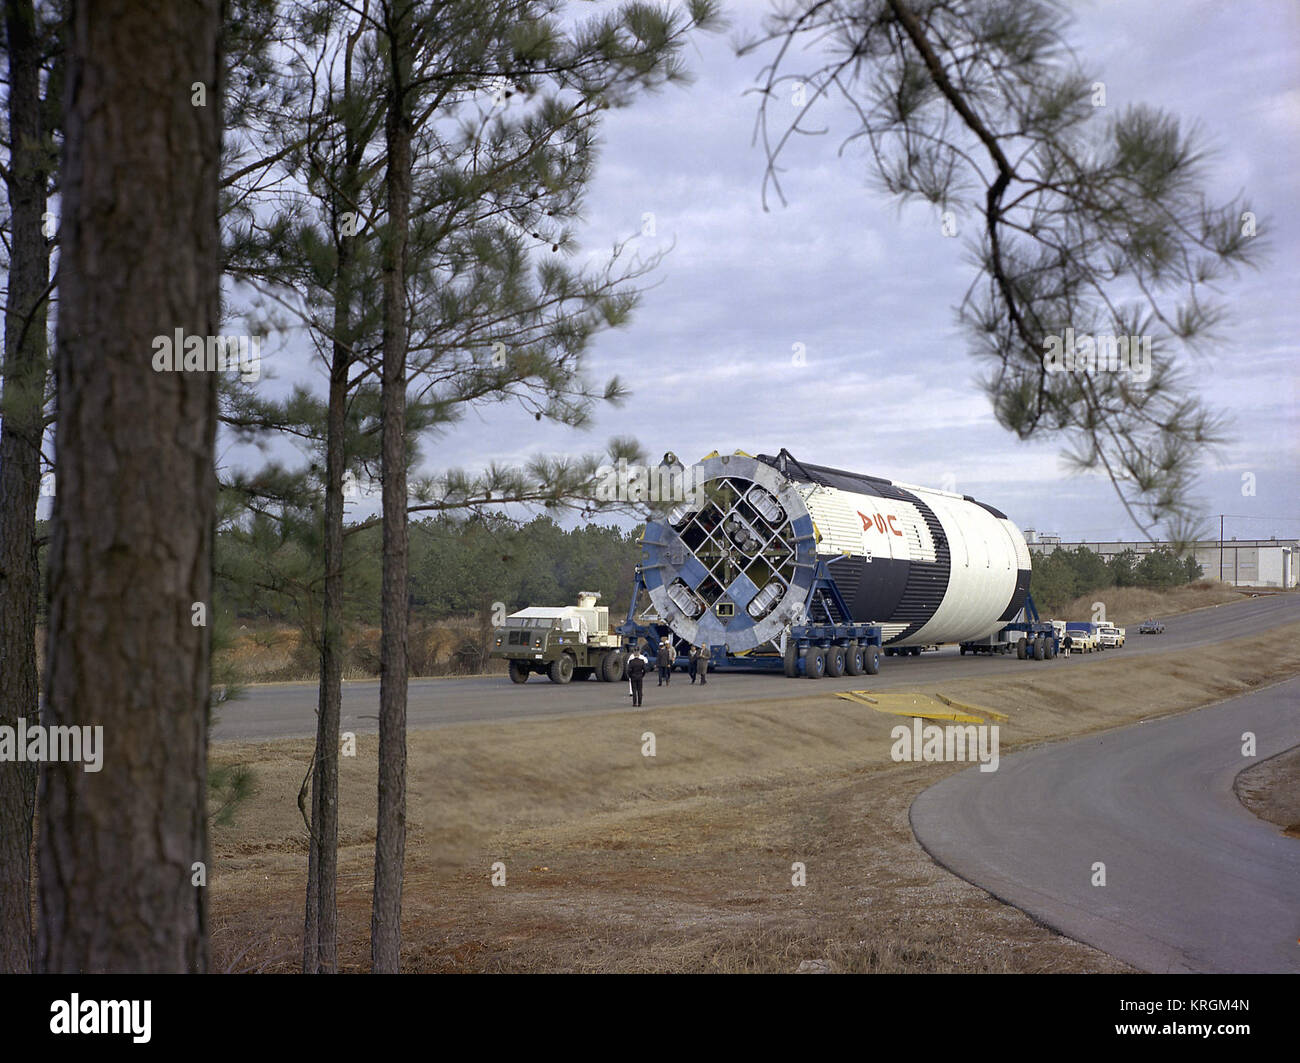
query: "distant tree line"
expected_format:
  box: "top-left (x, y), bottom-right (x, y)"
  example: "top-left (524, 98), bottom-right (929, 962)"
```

top-left (1030, 545), bottom-right (1203, 612)
top-left (215, 511), bottom-right (642, 632)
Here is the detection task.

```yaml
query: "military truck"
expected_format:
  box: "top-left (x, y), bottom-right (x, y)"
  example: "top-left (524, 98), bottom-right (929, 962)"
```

top-left (490, 591), bottom-right (626, 684)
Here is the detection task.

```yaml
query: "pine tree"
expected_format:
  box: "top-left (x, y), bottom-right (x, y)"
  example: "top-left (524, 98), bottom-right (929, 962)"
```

top-left (0, 0), bottom-right (59, 974)
top-left (743, 0), bottom-right (1265, 542)
top-left (38, 0), bottom-right (222, 972)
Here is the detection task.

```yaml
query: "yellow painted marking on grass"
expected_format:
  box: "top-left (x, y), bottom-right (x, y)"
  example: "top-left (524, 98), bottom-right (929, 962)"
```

top-left (835, 689), bottom-right (998, 725)
top-left (933, 693), bottom-right (1009, 722)
top-left (878, 708), bottom-right (986, 724)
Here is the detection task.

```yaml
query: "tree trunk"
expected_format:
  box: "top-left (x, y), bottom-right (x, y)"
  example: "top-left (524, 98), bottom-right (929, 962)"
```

top-left (0, 0), bottom-right (51, 975)
top-left (304, 20), bottom-right (368, 972)
top-left (372, 3), bottom-right (413, 974)
top-left (38, 0), bottom-right (222, 973)
top-left (304, 261), bottom-right (351, 976)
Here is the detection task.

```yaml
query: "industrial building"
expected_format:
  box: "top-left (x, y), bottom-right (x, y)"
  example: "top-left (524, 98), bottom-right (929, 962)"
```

top-left (1023, 532), bottom-right (1298, 589)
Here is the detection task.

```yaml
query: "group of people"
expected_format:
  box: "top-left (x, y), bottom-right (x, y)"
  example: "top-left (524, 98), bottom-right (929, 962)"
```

top-left (624, 638), bottom-right (709, 706)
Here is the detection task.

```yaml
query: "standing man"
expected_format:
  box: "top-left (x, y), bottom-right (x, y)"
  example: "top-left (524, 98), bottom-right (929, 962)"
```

top-left (690, 644), bottom-right (709, 685)
top-left (657, 637), bottom-right (674, 686)
top-left (626, 646), bottom-right (648, 707)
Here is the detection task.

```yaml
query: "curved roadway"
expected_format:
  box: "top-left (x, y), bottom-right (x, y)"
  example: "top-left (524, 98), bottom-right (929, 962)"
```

top-left (910, 675), bottom-right (1300, 973)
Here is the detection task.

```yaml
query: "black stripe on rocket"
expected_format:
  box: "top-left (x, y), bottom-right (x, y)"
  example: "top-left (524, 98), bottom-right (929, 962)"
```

top-left (998, 566), bottom-right (1033, 622)
top-left (876, 485), bottom-right (952, 644)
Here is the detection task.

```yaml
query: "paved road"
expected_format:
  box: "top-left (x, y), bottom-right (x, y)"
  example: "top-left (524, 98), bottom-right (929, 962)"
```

top-left (212, 592), bottom-right (1300, 743)
top-left (910, 676), bottom-right (1300, 973)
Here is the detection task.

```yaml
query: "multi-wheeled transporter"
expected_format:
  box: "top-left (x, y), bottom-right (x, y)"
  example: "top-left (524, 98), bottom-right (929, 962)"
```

top-left (620, 449), bottom-right (1055, 676)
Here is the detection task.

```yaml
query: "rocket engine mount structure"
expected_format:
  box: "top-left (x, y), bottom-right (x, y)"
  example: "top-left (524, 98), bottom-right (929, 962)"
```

top-left (639, 450), bottom-right (1033, 654)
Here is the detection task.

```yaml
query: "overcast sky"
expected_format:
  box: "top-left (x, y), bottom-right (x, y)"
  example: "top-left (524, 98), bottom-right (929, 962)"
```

top-left (230, 0), bottom-right (1300, 544)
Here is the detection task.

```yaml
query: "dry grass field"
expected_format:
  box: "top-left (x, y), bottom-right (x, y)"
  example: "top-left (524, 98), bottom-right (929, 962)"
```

top-left (219, 616), bottom-right (506, 683)
top-left (208, 619), bottom-right (1300, 973)
top-left (1236, 747), bottom-right (1300, 839)
top-left (1053, 579), bottom-right (1247, 626)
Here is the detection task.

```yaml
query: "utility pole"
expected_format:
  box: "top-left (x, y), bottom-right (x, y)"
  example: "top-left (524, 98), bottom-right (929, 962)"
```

top-left (1219, 514), bottom-right (1224, 582)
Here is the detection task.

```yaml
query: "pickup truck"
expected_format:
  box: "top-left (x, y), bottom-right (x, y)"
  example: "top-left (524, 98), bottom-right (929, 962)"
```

top-left (1064, 621), bottom-right (1101, 652)
top-left (1097, 623), bottom-right (1126, 649)
top-left (1138, 618), bottom-right (1165, 634)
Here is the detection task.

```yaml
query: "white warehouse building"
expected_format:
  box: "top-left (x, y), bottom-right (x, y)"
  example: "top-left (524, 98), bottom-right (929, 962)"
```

top-left (1023, 532), bottom-right (1298, 589)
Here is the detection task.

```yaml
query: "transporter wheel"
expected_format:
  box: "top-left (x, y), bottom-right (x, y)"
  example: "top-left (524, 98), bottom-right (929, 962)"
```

top-left (1016, 637), bottom-right (1027, 660)
top-left (1033, 637), bottom-right (1045, 661)
top-left (959, 645), bottom-right (966, 656)
top-left (1046, 639), bottom-right (1057, 659)
top-left (548, 654), bottom-right (575, 684)
top-left (804, 648), bottom-right (826, 679)
top-left (783, 640), bottom-right (799, 678)
top-left (825, 646), bottom-right (846, 678)
top-left (508, 660), bottom-right (530, 684)
top-left (845, 642), bottom-right (866, 676)
top-left (863, 645), bottom-right (881, 675)
top-left (599, 651), bottom-right (623, 683)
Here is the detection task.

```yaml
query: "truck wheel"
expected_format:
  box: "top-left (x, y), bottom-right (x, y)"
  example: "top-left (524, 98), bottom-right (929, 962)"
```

top-left (804, 648), bottom-right (825, 679)
top-left (845, 642), bottom-right (865, 676)
top-left (599, 651), bottom-right (623, 683)
top-left (1046, 639), bottom-right (1057, 659)
top-left (1016, 637), bottom-right (1027, 659)
top-left (548, 655), bottom-right (575, 684)
top-left (1033, 637), bottom-right (1045, 661)
top-left (508, 660), bottom-right (529, 684)
top-left (783, 640), bottom-right (799, 678)
top-left (825, 646), bottom-right (845, 677)
top-left (863, 645), bottom-right (880, 675)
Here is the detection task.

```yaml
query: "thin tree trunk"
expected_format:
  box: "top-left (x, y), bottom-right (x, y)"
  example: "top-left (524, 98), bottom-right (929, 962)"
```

top-left (38, 0), bottom-right (222, 973)
top-left (304, 15), bottom-right (368, 972)
top-left (372, 0), bottom-right (412, 974)
top-left (305, 268), bottom-right (351, 975)
top-left (0, 0), bottom-right (51, 975)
